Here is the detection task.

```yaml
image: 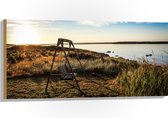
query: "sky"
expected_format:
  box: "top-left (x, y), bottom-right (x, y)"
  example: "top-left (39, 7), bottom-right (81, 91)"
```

top-left (7, 20), bottom-right (168, 44)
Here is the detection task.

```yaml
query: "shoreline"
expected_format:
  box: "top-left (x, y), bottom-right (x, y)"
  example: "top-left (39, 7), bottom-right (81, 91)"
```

top-left (74, 41), bottom-right (168, 45)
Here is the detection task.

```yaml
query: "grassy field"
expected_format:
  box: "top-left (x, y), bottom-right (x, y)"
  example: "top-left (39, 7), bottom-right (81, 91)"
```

top-left (7, 45), bottom-right (168, 99)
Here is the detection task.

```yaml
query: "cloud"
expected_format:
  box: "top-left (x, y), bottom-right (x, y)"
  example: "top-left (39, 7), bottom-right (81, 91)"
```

top-left (6, 20), bottom-right (57, 30)
top-left (77, 20), bottom-right (110, 27)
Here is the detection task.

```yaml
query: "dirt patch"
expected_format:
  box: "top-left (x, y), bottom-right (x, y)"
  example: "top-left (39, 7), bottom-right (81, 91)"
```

top-left (7, 76), bottom-right (119, 99)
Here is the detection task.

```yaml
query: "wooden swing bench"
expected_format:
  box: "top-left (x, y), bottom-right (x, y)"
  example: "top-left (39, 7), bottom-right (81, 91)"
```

top-left (50, 65), bottom-right (77, 80)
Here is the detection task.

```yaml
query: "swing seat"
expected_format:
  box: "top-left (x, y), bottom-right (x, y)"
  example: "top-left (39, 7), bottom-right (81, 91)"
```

top-left (58, 65), bottom-right (76, 80)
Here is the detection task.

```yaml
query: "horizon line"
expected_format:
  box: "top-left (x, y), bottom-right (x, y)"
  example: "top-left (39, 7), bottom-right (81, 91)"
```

top-left (7, 41), bottom-right (168, 45)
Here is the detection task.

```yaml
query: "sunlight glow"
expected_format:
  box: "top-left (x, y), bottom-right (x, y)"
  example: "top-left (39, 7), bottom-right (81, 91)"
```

top-left (11, 25), bottom-right (40, 44)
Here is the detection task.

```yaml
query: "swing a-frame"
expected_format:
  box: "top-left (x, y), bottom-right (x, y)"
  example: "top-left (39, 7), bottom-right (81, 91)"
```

top-left (45, 38), bottom-right (87, 96)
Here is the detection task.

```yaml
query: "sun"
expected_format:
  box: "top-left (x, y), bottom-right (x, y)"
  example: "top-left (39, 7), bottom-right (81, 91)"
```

top-left (11, 25), bottom-right (40, 45)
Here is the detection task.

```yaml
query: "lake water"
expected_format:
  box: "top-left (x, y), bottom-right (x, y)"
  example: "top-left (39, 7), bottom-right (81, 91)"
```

top-left (75, 44), bottom-right (168, 64)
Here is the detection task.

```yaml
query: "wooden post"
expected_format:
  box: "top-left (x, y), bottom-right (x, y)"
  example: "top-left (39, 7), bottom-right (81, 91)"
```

top-left (2, 19), bottom-right (7, 99)
top-left (45, 46), bottom-right (57, 93)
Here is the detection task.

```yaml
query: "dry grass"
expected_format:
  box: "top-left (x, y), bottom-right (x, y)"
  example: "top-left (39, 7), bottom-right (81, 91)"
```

top-left (117, 64), bottom-right (168, 96)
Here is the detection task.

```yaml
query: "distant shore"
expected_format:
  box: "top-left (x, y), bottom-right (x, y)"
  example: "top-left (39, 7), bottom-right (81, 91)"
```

top-left (74, 41), bottom-right (168, 45)
top-left (7, 41), bottom-right (168, 46)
